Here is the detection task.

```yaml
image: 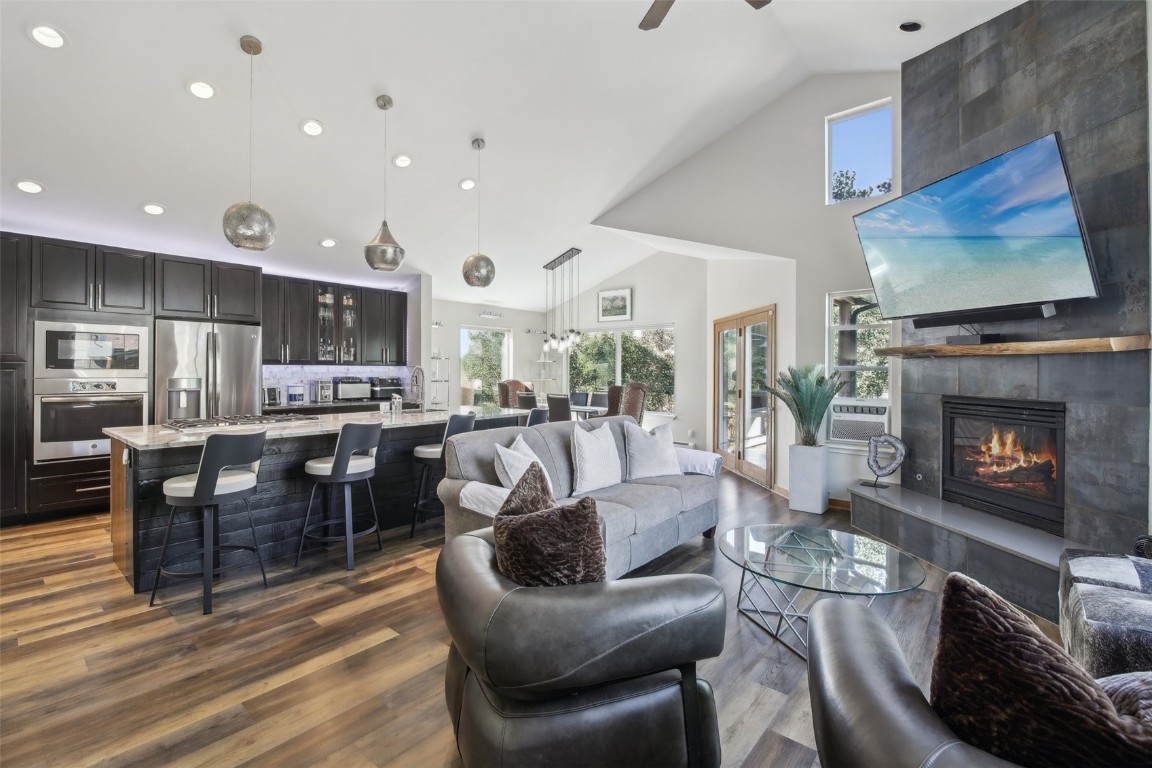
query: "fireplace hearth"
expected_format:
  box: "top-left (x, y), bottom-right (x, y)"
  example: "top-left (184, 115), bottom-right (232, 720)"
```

top-left (941, 396), bottom-right (1065, 536)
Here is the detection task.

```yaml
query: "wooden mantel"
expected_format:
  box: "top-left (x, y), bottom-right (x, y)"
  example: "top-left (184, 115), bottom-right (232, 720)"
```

top-left (878, 335), bottom-right (1151, 359)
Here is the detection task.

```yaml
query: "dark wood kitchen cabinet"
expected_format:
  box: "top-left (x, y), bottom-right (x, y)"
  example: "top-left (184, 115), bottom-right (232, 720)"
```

top-left (362, 288), bottom-right (408, 365)
top-left (155, 255), bottom-right (261, 323)
top-left (314, 283), bottom-right (361, 364)
top-left (30, 237), bottom-right (152, 314)
top-left (262, 275), bottom-right (313, 364)
top-left (1, 232), bottom-right (30, 363)
top-left (0, 363), bottom-right (27, 520)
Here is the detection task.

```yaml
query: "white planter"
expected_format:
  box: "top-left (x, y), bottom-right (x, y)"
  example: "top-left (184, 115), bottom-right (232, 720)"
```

top-left (788, 443), bottom-right (829, 514)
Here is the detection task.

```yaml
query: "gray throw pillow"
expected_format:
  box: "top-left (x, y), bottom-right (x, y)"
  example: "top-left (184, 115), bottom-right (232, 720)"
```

top-left (494, 434), bottom-right (553, 493)
top-left (571, 422), bottom-right (622, 493)
top-left (625, 421), bottom-right (681, 480)
top-left (930, 572), bottom-right (1152, 767)
top-left (493, 463), bottom-right (606, 587)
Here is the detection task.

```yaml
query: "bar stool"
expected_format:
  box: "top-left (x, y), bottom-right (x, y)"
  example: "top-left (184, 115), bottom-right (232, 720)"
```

top-left (411, 413), bottom-right (476, 537)
top-left (296, 421), bottom-right (384, 571)
top-left (149, 430), bottom-right (268, 615)
top-left (526, 407), bottom-right (549, 427)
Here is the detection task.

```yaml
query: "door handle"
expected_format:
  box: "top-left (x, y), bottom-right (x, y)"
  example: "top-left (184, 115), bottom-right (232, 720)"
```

top-left (96, 283), bottom-right (102, 310)
top-left (76, 485), bottom-right (111, 493)
top-left (90, 283), bottom-right (96, 310)
top-left (213, 294), bottom-right (218, 317)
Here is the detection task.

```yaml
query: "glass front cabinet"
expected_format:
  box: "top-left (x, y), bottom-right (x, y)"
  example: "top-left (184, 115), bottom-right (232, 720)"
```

top-left (315, 283), bottom-right (361, 364)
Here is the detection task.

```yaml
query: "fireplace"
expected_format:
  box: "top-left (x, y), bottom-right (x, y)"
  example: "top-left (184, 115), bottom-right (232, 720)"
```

top-left (941, 396), bottom-right (1065, 536)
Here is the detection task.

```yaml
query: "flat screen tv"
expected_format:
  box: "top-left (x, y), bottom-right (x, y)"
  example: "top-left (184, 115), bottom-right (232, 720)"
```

top-left (853, 133), bottom-right (1098, 324)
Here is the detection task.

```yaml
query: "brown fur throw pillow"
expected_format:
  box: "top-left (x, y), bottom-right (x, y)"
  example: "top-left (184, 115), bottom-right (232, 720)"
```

top-left (493, 463), bottom-right (606, 587)
top-left (930, 572), bottom-right (1152, 767)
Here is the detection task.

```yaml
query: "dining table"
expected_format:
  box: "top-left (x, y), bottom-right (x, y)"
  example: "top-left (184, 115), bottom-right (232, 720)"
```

top-left (570, 404), bottom-right (608, 419)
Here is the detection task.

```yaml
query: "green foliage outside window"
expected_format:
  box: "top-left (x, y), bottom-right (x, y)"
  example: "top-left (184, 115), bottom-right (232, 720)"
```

top-left (831, 169), bottom-right (892, 202)
top-left (460, 329), bottom-right (507, 404)
top-left (569, 328), bottom-right (676, 413)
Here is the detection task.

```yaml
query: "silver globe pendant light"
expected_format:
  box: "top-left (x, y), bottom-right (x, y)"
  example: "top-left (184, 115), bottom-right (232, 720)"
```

top-left (365, 95), bottom-right (405, 272)
top-left (462, 138), bottom-right (495, 287)
top-left (223, 35), bottom-right (276, 251)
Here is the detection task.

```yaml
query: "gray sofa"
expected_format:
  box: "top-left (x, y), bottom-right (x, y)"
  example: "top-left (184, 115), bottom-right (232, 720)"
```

top-left (437, 415), bottom-right (722, 579)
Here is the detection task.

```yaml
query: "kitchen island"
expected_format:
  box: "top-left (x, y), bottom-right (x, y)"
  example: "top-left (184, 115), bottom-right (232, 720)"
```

top-left (104, 406), bottom-right (524, 592)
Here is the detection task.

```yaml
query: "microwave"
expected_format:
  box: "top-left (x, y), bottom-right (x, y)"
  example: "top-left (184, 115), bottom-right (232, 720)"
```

top-left (34, 321), bottom-right (150, 379)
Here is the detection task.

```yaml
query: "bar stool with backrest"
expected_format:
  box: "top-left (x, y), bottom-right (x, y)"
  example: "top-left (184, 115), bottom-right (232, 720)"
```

top-left (150, 430), bottom-right (268, 615)
top-left (516, 391), bottom-right (538, 410)
top-left (296, 421), bottom-right (384, 571)
top-left (526, 407), bottom-right (549, 427)
top-left (547, 394), bottom-right (572, 422)
top-left (412, 413), bottom-right (477, 537)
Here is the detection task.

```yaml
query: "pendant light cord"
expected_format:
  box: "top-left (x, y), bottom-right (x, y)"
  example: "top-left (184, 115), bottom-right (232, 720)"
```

top-left (248, 53), bottom-right (254, 202)
top-left (383, 109), bottom-right (389, 220)
top-left (476, 146), bottom-right (482, 253)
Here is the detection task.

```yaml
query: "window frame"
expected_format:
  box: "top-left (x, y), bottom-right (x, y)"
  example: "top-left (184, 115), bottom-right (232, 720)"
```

top-left (825, 97), bottom-right (895, 206)
top-left (566, 324), bottom-right (676, 415)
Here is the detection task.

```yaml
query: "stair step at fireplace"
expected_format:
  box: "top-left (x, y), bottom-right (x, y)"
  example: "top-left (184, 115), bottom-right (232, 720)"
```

top-left (849, 483), bottom-right (1088, 622)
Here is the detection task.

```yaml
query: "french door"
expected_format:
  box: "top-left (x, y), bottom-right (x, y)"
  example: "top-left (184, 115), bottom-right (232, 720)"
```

top-left (714, 306), bottom-right (775, 487)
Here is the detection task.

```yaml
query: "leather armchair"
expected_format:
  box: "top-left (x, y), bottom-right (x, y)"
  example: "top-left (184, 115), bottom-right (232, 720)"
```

top-left (808, 600), bottom-right (1017, 768)
top-left (497, 379), bottom-right (531, 408)
top-left (437, 529), bottom-right (726, 767)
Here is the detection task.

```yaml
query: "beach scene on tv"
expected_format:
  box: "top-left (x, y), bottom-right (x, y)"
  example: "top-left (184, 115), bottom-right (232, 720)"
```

top-left (854, 134), bottom-right (1097, 319)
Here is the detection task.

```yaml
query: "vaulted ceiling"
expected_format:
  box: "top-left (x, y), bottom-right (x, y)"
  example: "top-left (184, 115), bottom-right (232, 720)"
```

top-left (1, 0), bottom-right (1021, 311)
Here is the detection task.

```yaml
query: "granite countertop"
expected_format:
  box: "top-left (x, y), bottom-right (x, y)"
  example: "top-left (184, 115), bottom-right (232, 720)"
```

top-left (104, 406), bottom-right (521, 450)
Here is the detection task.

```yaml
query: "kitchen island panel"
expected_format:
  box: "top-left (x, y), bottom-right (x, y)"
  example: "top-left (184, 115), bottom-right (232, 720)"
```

top-left (111, 408), bottom-right (523, 591)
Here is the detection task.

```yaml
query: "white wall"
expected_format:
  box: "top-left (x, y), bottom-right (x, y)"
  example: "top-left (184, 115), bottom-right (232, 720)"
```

top-left (429, 298), bottom-right (546, 409)
top-left (595, 71), bottom-right (903, 501)
top-left (564, 252), bottom-right (708, 445)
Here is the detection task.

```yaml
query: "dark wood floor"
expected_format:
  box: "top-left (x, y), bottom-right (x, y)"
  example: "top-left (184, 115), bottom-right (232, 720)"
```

top-left (0, 472), bottom-right (1057, 767)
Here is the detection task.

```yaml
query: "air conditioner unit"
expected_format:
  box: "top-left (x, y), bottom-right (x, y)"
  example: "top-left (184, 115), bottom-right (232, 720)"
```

top-left (828, 397), bottom-right (890, 442)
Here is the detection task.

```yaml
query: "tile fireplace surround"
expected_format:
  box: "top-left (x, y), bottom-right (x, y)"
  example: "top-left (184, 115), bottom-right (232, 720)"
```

top-left (852, 1), bottom-right (1151, 620)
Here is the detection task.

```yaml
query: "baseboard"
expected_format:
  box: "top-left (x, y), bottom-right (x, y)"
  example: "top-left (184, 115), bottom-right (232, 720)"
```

top-left (827, 498), bottom-right (850, 512)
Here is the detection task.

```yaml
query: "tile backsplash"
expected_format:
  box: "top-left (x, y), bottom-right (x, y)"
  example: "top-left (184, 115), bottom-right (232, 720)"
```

top-left (262, 365), bottom-right (413, 400)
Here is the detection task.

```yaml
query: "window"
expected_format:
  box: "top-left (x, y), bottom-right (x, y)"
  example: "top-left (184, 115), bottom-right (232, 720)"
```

top-left (568, 327), bottom-right (675, 413)
top-left (826, 99), bottom-right (893, 205)
top-left (826, 291), bottom-right (891, 400)
top-left (459, 327), bottom-right (510, 405)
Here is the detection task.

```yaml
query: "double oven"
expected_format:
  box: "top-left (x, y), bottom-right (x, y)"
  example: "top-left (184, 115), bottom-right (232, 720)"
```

top-left (33, 321), bottom-right (150, 463)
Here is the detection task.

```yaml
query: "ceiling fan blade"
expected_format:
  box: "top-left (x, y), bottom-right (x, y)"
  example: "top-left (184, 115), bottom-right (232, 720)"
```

top-left (745, 0), bottom-right (772, 8)
top-left (639, 0), bottom-right (675, 30)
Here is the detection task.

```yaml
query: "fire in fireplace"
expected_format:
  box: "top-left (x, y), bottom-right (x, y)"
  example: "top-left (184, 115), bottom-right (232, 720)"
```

top-left (941, 396), bottom-right (1065, 536)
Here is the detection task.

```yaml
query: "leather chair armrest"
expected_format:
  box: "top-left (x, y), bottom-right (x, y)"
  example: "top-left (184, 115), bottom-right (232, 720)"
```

top-left (808, 600), bottom-right (1018, 768)
top-left (437, 530), bottom-right (725, 697)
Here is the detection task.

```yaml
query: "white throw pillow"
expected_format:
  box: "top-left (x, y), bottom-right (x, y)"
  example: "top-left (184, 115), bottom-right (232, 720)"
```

top-left (572, 422), bottom-right (622, 494)
top-left (494, 434), bottom-right (553, 493)
top-left (625, 422), bottom-right (682, 480)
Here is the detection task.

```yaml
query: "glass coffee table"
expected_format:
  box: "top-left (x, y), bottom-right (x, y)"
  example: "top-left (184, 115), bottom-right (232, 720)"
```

top-left (719, 524), bottom-right (926, 660)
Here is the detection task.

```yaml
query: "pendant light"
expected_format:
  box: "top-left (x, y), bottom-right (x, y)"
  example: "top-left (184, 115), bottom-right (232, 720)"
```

top-left (222, 35), bottom-right (276, 251)
top-left (365, 94), bottom-right (405, 271)
top-left (462, 138), bottom-right (495, 287)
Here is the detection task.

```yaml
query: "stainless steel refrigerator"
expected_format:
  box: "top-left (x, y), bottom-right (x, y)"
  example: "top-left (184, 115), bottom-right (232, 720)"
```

top-left (154, 320), bottom-right (262, 423)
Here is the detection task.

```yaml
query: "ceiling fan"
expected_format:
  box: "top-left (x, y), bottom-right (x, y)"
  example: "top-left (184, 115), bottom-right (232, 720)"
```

top-left (639, 0), bottom-right (772, 31)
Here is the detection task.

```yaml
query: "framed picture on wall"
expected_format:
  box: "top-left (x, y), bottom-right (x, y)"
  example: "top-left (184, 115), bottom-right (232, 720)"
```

top-left (598, 288), bottom-right (632, 322)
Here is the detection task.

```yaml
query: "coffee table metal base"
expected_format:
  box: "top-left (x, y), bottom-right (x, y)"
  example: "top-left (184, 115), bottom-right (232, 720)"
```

top-left (735, 567), bottom-right (876, 660)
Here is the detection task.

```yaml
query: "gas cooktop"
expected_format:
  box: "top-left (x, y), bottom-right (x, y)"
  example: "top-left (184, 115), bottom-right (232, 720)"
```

top-left (163, 414), bottom-right (321, 433)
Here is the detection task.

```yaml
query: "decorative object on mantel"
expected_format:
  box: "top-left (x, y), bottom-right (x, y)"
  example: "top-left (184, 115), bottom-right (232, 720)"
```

top-left (364, 95), bottom-right (405, 272)
top-left (878, 335), bottom-right (1151, 358)
top-left (543, 247), bottom-right (583, 353)
top-left (598, 288), bottom-right (632, 322)
top-left (862, 434), bottom-right (906, 488)
top-left (462, 138), bottom-right (495, 287)
top-left (222, 35), bottom-right (276, 251)
top-left (766, 365), bottom-right (846, 514)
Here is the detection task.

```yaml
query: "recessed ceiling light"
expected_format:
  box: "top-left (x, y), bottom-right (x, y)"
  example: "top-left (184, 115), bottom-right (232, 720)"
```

top-left (300, 119), bottom-right (324, 137)
top-left (899, 21), bottom-right (922, 32)
top-left (459, 178), bottom-right (476, 191)
top-left (319, 238), bottom-right (337, 248)
top-left (30, 25), bottom-right (65, 49)
top-left (16, 180), bottom-right (44, 194)
top-left (187, 81), bottom-right (215, 99)
top-left (392, 154), bottom-right (412, 168)
top-left (143, 204), bottom-right (165, 215)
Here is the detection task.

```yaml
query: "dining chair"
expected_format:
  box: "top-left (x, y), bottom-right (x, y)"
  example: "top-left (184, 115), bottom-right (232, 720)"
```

top-left (526, 407), bottom-right (549, 427)
top-left (546, 394), bottom-right (572, 422)
top-left (569, 392), bottom-right (590, 407)
top-left (517, 391), bottom-right (538, 410)
top-left (590, 391), bottom-right (609, 409)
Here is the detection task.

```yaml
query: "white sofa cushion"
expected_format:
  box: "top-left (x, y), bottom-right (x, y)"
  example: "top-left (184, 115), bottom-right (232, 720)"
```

top-left (494, 434), bottom-right (553, 493)
top-left (625, 422), bottom-right (681, 480)
top-left (572, 422), bottom-right (622, 494)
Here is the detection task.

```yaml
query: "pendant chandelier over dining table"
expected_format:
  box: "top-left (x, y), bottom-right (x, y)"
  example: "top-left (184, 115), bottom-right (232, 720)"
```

top-left (365, 94), bottom-right (405, 272)
top-left (462, 138), bottom-right (495, 287)
top-left (222, 35), bottom-right (276, 251)
top-left (544, 247), bottom-right (583, 353)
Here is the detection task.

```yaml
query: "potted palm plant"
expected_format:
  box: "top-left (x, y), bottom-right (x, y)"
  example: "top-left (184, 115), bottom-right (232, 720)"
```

top-left (766, 365), bottom-right (846, 513)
